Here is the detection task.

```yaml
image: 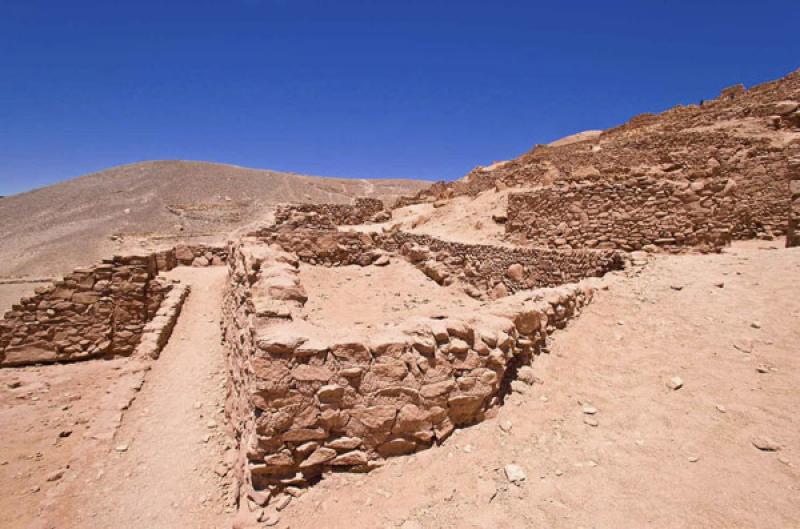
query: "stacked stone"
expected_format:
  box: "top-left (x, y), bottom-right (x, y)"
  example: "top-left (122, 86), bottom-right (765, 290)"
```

top-left (0, 243), bottom-right (227, 367)
top-left (274, 198), bottom-right (389, 230)
top-left (135, 282), bottom-right (191, 359)
top-left (173, 244), bottom-right (228, 267)
top-left (0, 254), bottom-right (164, 366)
top-left (506, 176), bottom-right (736, 252)
top-left (222, 239), bottom-right (595, 506)
top-left (788, 157), bottom-right (800, 247)
top-left (251, 228), bottom-right (623, 296)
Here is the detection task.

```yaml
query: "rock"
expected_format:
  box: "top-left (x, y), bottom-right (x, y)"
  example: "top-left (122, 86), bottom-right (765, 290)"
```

top-left (666, 376), bottom-right (683, 390)
top-left (583, 416), bottom-right (598, 427)
top-left (115, 444), bottom-right (129, 452)
top-left (46, 469), bottom-right (65, 482)
top-left (258, 512), bottom-right (280, 526)
top-left (504, 464), bottom-right (527, 484)
top-left (581, 404), bottom-right (598, 415)
top-left (330, 450), bottom-right (368, 466)
top-left (670, 284), bottom-right (684, 291)
top-left (374, 255), bottom-right (390, 266)
top-left (491, 282), bottom-right (509, 299)
top-left (714, 281), bottom-right (725, 288)
top-left (299, 447), bottom-right (337, 468)
top-left (499, 420), bottom-right (513, 433)
top-left (510, 380), bottom-right (528, 394)
top-left (317, 384), bottom-right (344, 402)
top-left (756, 364), bottom-right (770, 373)
top-left (688, 456), bottom-right (699, 463)
top-left (773, 100), bottom-right (799, 115)
top-left (275, 494), bottom-right (292, 511)
top-left (750, 321), bottom-right (761, 329)
top-left (752, 436), bottom-right (781, 451)
top-left (506, 263), bottom-right (524, 282)
top-left (326, 437), bottom-right (362, 451)
top-left (517, 366), bottom-right (537, 385)
top-left (715, 404), bottom-right (727, 413)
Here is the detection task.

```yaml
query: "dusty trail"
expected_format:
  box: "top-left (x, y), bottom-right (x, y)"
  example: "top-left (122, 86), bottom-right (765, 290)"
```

top-left (60, 266), bottom-right (231, 529)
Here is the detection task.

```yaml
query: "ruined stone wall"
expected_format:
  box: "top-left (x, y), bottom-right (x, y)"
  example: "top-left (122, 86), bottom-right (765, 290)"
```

top-left (222, 239), bottom-right (595, 505)
top-left (0, 243), bottom-right (226, 367)
top-left (789, 158), bottom-right (800, 247)
top-left (252, 228), bottom-right (624, 297)
top-left (274, 198), bottom-right (388, 230)
top-left (506, 176), bottom-right (737, 252)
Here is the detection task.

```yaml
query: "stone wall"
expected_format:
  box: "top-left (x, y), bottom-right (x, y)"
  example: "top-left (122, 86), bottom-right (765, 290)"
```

top-left (506, 176), bottom-right (737, 252)
top-left (274, 198), bottom-right (388, 230)
top-left (789, 158), bottom-right (800, 247)
top-left (0, 243), bottom-right (226, 367)
top-left (251, 228), bottom-right (624, 297)
top-left (222, 239), bottom-right (595, 506)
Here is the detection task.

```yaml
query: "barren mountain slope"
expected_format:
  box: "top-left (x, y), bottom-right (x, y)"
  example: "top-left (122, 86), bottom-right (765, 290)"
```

top-left (0, 160), bottom-right (429, 277)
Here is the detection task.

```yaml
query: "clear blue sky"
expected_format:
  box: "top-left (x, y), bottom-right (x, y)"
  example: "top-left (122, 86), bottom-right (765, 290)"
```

top-left (1, 0), bottom-right (798, 196)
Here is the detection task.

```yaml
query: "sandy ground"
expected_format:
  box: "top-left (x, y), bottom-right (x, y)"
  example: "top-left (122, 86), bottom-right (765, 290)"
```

top-left (298, 259), bottom-right (480, 333)
top-left (0, 267), bottom-right (232, 529)
top-left (2, 243), bottom-right (798, 529)
top-left (271, 241), bottom-right (800, 529)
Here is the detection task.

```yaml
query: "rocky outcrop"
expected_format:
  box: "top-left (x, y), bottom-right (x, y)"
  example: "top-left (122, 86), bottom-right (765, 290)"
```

top-left (222, 239), bottom-right (596, 505)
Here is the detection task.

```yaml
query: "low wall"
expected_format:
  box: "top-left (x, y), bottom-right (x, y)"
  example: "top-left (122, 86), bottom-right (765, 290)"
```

top-left (789, 159), bottom-right (800, 247)
top-left (222, 239), bottom-right (595, 505)
top-left (251, 228), bottom-right (624, 297)
top-left (506, 176), bottom-right (736, 252)
top-left (0, 244), bottom-right (226, 367)
top-left (274, 198), bottom-right (388, 230)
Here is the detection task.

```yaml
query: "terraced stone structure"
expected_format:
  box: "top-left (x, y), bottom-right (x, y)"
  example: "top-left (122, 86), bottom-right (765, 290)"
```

top-left (222, 228), bottom-right (618, 504)
top-left (506, 176), bottom-right (736, 252)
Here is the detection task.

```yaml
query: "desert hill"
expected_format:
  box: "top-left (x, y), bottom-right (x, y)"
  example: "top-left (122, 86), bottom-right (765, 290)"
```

top-left (0, 160), bottom-right (429, 277)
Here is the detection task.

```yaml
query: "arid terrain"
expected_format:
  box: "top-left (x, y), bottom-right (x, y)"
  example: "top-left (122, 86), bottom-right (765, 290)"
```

top-left (1, 69), bottom-right (798, 529)
top-left (0, 160), bottom-right (429, 278)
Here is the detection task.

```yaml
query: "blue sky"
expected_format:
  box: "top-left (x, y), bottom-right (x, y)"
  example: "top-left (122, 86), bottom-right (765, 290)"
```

top-left (1, 0), bottom-right (798, 196)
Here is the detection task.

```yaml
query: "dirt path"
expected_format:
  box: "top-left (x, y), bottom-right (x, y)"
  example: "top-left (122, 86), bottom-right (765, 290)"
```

top-left (275, 242), bottom-right (800, 529)
top-left (58, 266), bottom-right (232, 529)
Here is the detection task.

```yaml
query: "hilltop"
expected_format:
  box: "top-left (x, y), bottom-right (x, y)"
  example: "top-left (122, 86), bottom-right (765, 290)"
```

top-left (0, 160), bottom-right (429, 277)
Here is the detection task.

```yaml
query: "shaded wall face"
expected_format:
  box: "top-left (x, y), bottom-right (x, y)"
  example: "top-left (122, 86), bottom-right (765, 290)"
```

top-left (788, 162), bottom-right (800, 247)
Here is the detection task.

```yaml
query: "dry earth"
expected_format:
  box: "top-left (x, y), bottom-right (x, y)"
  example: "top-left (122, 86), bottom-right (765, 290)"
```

top-left (2, 241), bottom-right (797, 529)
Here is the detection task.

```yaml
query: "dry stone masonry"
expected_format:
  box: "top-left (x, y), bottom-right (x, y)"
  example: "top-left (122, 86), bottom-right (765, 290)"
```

top-left (222, 236), bottom-right (597, 505)
top-left (251, 227), bottom-right (624, 297)
top-left (506, 176), bottom-right (736, 252)
top-left (274, 198), bottom-right (389, 230)
top-left (0, 244), bottom-right (226, 366)
top-left (789, 157), bottom-right (800, 247)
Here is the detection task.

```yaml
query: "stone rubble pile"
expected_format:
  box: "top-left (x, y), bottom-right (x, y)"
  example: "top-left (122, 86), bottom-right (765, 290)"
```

top-left (221, 238), bottom-right (596, 505)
